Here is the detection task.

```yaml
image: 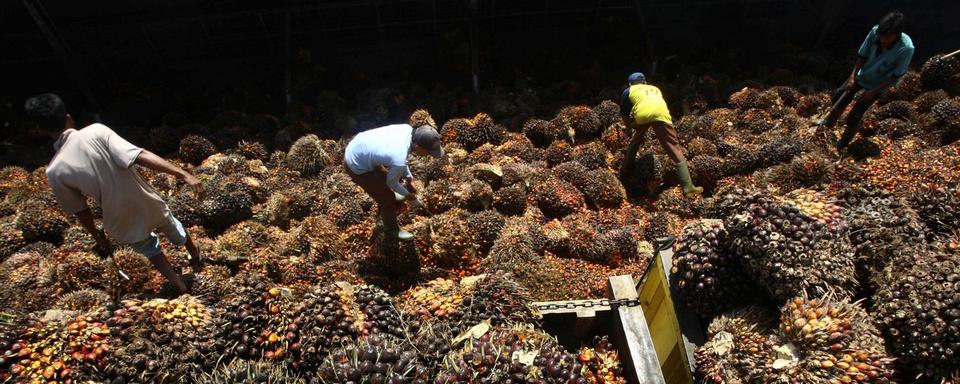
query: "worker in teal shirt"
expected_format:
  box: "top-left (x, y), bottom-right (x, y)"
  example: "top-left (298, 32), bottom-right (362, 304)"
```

top-left (817, 11), bottom-right (914, 152)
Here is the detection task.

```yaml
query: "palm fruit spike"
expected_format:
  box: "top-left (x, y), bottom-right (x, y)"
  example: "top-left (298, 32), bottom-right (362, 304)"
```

top-left (461, 273), bottom-right (538, 327)
top-left (236, 140), bottom-right (268, 161)
top-left (696, 306), bottom-right (778, 383)
top-left (286, 134), bottom-right (329, 178)
top-left (318, 334), bottom-right (429, 383)
top-left (874, 244), bottom-right (960, 382)
top-left (672, 219), bottom-right (754, 318)
top-left (723, 189), bottom-right (859, 302)
top-left (178, 134), bottom-right (217, 165)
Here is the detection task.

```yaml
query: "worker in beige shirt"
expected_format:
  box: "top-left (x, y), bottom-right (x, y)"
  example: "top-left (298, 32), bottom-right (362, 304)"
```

top-left (26, 93), bottom-right (204, 295)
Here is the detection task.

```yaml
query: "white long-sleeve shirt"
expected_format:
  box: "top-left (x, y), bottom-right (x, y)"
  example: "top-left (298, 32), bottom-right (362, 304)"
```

top-left (343, 124), bottom-right (415, 196)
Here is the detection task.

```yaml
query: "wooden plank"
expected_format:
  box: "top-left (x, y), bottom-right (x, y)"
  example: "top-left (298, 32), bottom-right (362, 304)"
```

top-left (608, 275), bottom-right (667, 384)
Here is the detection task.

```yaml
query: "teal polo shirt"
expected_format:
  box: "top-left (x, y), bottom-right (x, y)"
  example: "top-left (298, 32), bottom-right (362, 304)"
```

top-left (856, 25), bottom-right (915, 90)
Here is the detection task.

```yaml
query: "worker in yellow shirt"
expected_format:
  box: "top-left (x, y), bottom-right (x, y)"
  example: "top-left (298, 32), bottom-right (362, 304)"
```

top-left (620, 72), bottom-right (703, 197)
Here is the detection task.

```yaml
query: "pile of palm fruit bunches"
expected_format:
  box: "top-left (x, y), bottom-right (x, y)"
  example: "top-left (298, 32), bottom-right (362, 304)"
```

top-left (0, 55), bottom-right (958, 383)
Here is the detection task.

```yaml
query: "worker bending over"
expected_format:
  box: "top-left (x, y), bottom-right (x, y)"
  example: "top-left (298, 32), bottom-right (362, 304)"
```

top-left (817, 11), bottom-right (914, 152)
top-left (344, 123), bottom-right (444, 241)
top-left (28, 93), bottom-right (204, 295)
top-left (621, 72), bottom-right (703, 197)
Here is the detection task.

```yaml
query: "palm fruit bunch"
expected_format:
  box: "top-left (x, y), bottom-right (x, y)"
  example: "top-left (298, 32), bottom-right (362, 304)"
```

top-left (523, 118), bottom-right (563, 147)
top-left (909, 186), bottom-right (960, 239)
top-left (317, 334), bottom-right (429, 383)
top-left (408, 108), bottom-right (437, 129)
top-left (446, 179), bottom-right (494, 212)
top-left (286, 134), bottom-right (330, 178)
top-left (253, 285), bottom-right (316, 369)
top-left (326, 197), bottom-right (367, 228)
top-left (436, 323), bottom-right (589, 384)
top-left (466, 210), bottom-right (505, 254)
top-left (460, 273), bottom-right (537, 328)
top-left (14, 199), bottom-right (69, 244)
top-left (211, 220), bottom-right (268, 265)
top-left (795, 92), bottom-right (831, 117)
top-left (213, 273), bottom-right (273, 362)
top-left (529, 175), bottom-right (585, 219)
top-left (53, 289), bottom-right (110, 312)
top-left (400, 278), bottom-right (468, 324)
top-left (200, 189), bottom-right (254, 232)
top-left (686, 136), bottom-right (718, 158)
top-left (0, 251), bottom-right (55, 314)
top-left (0, 223), bottom-right (25, 261)
top-left (577, 336), bottom-right (628, 384)
top-left (580, 168), bottom-right (626, 210)
top-left (927, 97), bottom-right (960, 143)
top-left (167, 188), bottom-right (204, 227)
top-left (552, 161), bottom-right (589, 187)
top-left (355, 285), bottom-right (405, 339)
top-left (920, 53), bottom-right (959, 91)
top-left (406, 320), bottom-right (459, 370)
top-left (757, 136), bottom-right (805, 168)
top-left (671, 220), bottom-right (754, 318)
top-left (642, 211), bottom-right (683, 243)
top-left (594, 99), bottom-right (622, 129)
top-left (412, 209), bottom-right (480, 271)
top-left (838, 187), bottom-right (926, 288)
top-left (188, 265), bottom-right (233, 305)
top-left (738, 108), bottom-right (776, 133)
top-left (4, 316), bottom-right (111, 383)
top-left (688, 155), bottom-right (725, 191)
top-left (544, 140), bottom-right (573, 166)
top-left (281, 215), bottom-right (346, 262)
top-left (696, 306), bottom-right (779, 383)
top-left (202, 359), bottom-right (307, 384)
top-left (728, 87), bottom-right (781, 110)
top-left (236, 140), bottom-right (269, 161)
top-left (294, 283), bottom-right (366, 370)
top-left (103, 295), bottom-right (215, 382)
top-left (442, 113), bottom-right (505, 151)
top-left (770, 295), bottom-right (894, 384)
top-left (722, 189), bottom-right (858, 301)
top-left (103, 247), bottom-right (154, 298)
top-left (600, 122), bottom-right (631, 152)
top-left (864, 100), bottom-right (917, 129)
top-left (555, 105), bottom-right (602, 142)
top-left (179, 134), bottom-right (217, 165)
top-left (571, 141), bottom-right (609, 170)
top-left (873, 245), bottom-right (960, 382)
top-left (915, 89), bottom-right (949, 114)
top-left (776, 189), bottom-right (844, 231)
top-left (717, 142), bottom-right (761, 177)
top-left (495, 134), bottom-right (544, 163)
top-left (48, 251), bottom-right (107, 294)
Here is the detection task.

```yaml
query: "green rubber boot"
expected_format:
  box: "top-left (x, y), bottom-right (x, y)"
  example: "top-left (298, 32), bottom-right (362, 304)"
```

top-left (381, 210), bottom-right (414, 241)
top-left (676, 161), bottom-right (704, 197)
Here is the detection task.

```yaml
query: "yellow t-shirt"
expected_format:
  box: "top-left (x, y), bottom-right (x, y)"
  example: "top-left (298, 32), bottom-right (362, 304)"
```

top-left (628, 84), bottom-right (673, 125)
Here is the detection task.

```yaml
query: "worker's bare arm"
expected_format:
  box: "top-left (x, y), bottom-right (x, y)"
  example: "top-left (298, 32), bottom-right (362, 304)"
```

top-left (75, 207), bottom-right (111, 256)
top-left (134, 150), bottom-right (204, 199)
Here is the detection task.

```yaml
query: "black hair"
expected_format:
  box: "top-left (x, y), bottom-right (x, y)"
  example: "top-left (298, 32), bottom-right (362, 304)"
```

top-left (24, 93), bottom-right (67, 132)
top-left (877, 11), bottom-right (905, 35)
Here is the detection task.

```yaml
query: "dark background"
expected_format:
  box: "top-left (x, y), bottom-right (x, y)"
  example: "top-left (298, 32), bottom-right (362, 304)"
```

top-left (1, 0), bottom-right (957, 143)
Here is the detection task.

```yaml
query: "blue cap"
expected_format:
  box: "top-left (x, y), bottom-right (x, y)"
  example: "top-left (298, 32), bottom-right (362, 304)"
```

top-left (628, 72), bottom-right (646, 84)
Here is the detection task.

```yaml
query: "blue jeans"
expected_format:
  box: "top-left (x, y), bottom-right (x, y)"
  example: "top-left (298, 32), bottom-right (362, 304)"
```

top-left (129, 215), bottom-right (187, 259)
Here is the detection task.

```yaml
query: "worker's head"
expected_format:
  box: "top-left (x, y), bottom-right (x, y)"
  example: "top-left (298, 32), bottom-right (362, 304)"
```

top-left (628, 72), bottom-right (646, 85)
top-left (411, 125), bottom-right (444, 158)
top-left (25, 93), bottom-right (73, 135)
top-left (877, 11), bottom-right (905, 47)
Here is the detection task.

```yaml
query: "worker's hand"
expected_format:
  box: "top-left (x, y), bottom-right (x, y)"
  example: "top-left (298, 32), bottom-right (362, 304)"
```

top-left (93, 230), bottom-right (113, 258)
top-left (862, 88), bottom-right (882, 102)
top-left (844, 75), bottom-right (858, 91)
top-left (183, 173), bottom-right (204, 200)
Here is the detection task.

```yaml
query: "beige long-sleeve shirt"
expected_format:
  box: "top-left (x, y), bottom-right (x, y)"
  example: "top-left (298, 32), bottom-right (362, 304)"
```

top-left (46, 124), bottom-right (172, 244)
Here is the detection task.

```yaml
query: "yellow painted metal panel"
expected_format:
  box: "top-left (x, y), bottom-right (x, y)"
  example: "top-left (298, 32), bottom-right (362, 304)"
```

top-left (638, 252), bottom-right (694, 384)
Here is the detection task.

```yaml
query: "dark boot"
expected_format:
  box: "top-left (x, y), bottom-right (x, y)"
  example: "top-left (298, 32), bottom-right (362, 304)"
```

top-left (836, 124), bottom-right (858, 151)
top-left (676, 161), bottom-right (703, 197)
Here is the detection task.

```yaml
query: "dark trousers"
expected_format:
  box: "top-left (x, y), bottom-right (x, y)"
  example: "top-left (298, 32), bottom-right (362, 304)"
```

top-left (345, 164), bottom-right (399, 232)
top-left (824, 83), bottom-right (882, 148)
top-left (625, 121), bottom-right (686, 165)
